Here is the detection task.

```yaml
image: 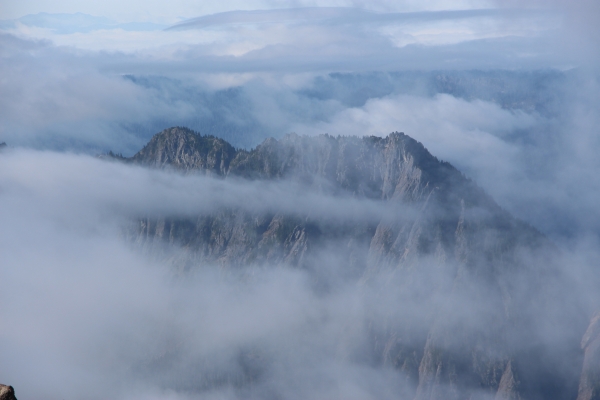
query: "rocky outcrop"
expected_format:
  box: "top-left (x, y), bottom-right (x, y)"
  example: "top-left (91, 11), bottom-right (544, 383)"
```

top-left (131, 127), bottom-right (236, 175)
top-left (495, 361), bottom-right (520, 400)
top-left (578, 312), bottom-right (600, 400)
top-left (0, 385), bottom-right (17, 400)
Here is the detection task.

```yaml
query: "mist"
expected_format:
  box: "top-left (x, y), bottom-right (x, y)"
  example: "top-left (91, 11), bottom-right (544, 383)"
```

top-left (1, 1), bottom-right (600, 399)
top-left (0, 145), bottom-right (598, 399)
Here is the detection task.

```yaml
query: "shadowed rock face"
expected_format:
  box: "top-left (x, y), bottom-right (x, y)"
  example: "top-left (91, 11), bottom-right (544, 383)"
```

top-left (119, 127), bottom-right (583, 400)
top-left (0, 385), bottom-right (17, 400)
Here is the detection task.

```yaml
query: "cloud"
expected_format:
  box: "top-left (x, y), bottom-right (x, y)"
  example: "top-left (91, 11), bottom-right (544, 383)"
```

top-left (0, 21), bottom-right (563, 151)
top-left (0, 150), bottom-right (431, 399)
top-left (291, 92), bottom-right (533, 170)
top-left (0, 12), bottom-right (166, 34)
top-left (0, 5), bottom-right (575, 155)
top-left (492, 0), bottom-right (600, 67)
top-left (0, 32), bottom-right (205, 153)
top-left (1, 148), bottom-right (598, 399)
top-left (167, 7), bottom-right (504, 31)
top-left (287, 71), bottom-right (600, 241)
top-left (2, 25), bottom-right (598, 243)
top-left (2, 6), bottom-right (562, 66)
top-left (0, 149), bottom-right (412, 224)
top-left (287, 91), bottom-right (542, 217)
top-left (0, 0), bottom-right (496, 22)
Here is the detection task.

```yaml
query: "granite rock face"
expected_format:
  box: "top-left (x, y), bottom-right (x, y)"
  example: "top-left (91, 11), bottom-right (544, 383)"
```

top-left (0, 385), bottom-right (17, 400)
top-left (121, 127), bottom-right (579, 399)
top-left (132, 127), bottom-right (236, 175)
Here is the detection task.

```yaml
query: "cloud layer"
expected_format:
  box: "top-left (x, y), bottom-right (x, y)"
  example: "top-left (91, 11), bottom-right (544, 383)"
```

top-left (1, 149), bottom-right (598, 399)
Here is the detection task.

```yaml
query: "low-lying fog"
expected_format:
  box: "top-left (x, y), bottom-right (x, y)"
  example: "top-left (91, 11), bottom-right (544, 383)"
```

top-left (1, 150), bottom-right (599, 399)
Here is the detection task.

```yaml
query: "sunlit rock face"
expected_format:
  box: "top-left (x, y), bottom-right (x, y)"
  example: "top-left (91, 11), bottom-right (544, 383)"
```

top-left (120, 127), bottom-right (583, 400)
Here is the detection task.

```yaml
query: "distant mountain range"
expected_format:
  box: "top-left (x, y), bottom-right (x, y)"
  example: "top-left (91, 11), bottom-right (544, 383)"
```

top-left (103, 127), bottom-right (597, 400)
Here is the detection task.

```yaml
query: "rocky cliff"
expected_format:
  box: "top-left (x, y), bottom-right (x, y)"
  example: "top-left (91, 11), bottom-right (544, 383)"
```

top-left (116, 127), bottom-right (585, 399)
top-left (131, 128), bottom-right (236, 174)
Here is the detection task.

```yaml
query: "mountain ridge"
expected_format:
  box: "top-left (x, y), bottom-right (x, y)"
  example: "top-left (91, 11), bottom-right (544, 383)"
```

top-left (109, 126), bottom-right (583, 400)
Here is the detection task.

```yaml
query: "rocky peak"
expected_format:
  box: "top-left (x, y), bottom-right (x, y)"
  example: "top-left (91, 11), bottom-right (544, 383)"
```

top-left (131, 127), bottom-right (236, 175)
top-left (130, 128), bottom-right (490, 207)
top-left (228, 132), bottom-right (469, 201)
top-left (124, 128), bottom-right (502, 240)
top-left (0, 385), bottom-right (17, 400)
